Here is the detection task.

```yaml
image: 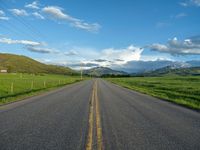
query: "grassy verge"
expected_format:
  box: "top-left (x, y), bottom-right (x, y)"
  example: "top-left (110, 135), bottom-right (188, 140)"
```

top-left (0, 73), bottom-right (84, 105)
top-left (106, 76), bottom-right (200, 110)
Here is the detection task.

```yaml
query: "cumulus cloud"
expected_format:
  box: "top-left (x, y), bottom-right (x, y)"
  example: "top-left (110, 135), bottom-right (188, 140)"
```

top-left (101, 45), bottom-right (143, 64)
top-left (9, 9), bottom-right (29, 16)
top-left (61, 45), bottom-right (143, 70)
top-left (149, 36), bottom-right (200, 55)
top-left (180, 0), bottom-right (200, 7)
top-left (32, 12), bottom-right (45, 19)
top-left (0, 37), bottom-right (41, 46)
top-left (42, 6), bottom-right (100, 32)
top-left (0, 10), bottom-right (9, 20)
top-left (42, 6), bottom-right (71, 20)
top-left (25, 1), bottom-right (40, 9)
top-left (71, 45), bottom-right (143, 69)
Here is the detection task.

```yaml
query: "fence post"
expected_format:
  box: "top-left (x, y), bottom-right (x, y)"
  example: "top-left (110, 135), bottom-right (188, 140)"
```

top-left (11, 82), bottom-right (14, 93)
top-left (44, 81), bottom-right (46, 88)
top-left (31, 81), bottom-right (34, 90)
top-left (59, 80), bottom-right (61, 85)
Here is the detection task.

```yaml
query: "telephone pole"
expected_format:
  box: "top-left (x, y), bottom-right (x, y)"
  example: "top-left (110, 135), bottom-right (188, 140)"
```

top-left (80, 63), bottom-right (83, 80)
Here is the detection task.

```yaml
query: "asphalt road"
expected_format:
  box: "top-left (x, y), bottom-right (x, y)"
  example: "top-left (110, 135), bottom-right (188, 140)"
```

top-left (0, 79), bottom-right (200, 150)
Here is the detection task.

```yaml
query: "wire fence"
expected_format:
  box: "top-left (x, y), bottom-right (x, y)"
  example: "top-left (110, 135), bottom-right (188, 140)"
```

top-left (0, 78), bottom-right (78, 99)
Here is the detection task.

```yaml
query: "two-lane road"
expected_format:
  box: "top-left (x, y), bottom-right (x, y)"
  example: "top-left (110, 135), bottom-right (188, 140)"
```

top-left (0, 79), bottom-right (200, 150)
top-left (98, 79), bottom-right (200, 150)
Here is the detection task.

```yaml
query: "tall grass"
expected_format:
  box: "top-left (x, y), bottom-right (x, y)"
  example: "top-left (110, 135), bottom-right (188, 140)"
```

top-left (107, 76), bottom-right (200, 110)
top-left (0, 73), bottom-right (81, 104)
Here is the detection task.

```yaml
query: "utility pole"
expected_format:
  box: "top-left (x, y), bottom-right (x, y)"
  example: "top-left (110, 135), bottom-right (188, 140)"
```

top-left (80, 63), bottom-right (83, 80)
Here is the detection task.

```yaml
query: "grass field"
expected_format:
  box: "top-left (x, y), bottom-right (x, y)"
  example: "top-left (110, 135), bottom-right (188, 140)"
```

top-left (0, 73), bottom-right (82, 105)
top-left (106, 76), bottom-right (200, 110)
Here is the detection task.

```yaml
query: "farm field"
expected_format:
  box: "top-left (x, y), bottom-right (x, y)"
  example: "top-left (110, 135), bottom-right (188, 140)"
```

top-left (106, 76), bottom-right (200, 110)
top-left (0, 73), bottom-right (82, 104)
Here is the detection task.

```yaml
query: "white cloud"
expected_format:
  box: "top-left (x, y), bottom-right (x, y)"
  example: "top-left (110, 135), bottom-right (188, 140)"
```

top-left (69, 45), bottom-right (143, 69)
top-left (192, 0), bottom-right (200, 6)
top-left (0, 10), bottom-right (5, 16)
top-left (175, 13), bottom-right (187, 18)
top-left (0, 16), bottom-right (9, 20)
top-left (49, 45), bottom-right (143, 70)
top-left (180, 0), bottom-right (200, 7)
top-left (112, 60), bottom-right (183, 73)
top-left (25, 1), bottom-right (40, 9)
top-left (0, 37), bottom-right (41, 46)
top-left (42, 6), bottom-right (71, 20)
top-left (101, 45), bottom-right (143, 65)
top-left (0, 10), bottom-right (9, 20)
top-left (42, 6), bottom-right (101, 32)
top-left (0, 36), bottom-right (62, 54)
top-left (9, 9), bottom-right (29, 16)
top-left (149, 43), bottom-right (168, 51)
top-left (0, 35), bottom-right (69, 54)
top-left (73, 21), bottom-right (101, 32)
top-left (149, 36), bottom-right (200, 55)
top-left (32, 12), bottom-right (45, 19)
top-left (140, 55), bottom-right (173, 61)
top-left (179, 2), bottom-right (189, 6)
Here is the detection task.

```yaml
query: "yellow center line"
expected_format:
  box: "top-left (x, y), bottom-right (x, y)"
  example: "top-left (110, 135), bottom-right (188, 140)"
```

top-left (95, 80), bottom-right (103, 150)
top-left (86, 80), bottom-right (103, 150)
top-left (86, 82), bottom-right (95, 150)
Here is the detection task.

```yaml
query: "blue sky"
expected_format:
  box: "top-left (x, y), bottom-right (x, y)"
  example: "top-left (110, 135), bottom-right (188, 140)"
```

top-left (0, 0), bottom-right (200, 69)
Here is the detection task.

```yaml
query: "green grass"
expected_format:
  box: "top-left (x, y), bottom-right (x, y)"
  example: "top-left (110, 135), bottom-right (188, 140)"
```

top-left (106, 76), bottom-right (200, 110)
top-left (0, 53), bottom-right (77, 75)
top-left (0, 73), bottom-right (83, 105)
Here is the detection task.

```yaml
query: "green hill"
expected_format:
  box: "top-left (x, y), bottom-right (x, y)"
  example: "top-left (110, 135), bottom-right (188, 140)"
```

top-left (0, 53), bottom-right (76, 75)
top-left (141, 66), bottom-right (200, 76)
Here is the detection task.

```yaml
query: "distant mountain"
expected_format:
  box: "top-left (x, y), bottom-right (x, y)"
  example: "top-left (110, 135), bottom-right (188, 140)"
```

top-left (0, 53), bottom-right (76, 75)
top-left (112, 60), bottom-right (191, 73)
top-left (83, 67), bottom-right (128, 77)
top-left (139, 66), bottom-right (200, 76)
top-left (186, 60), bottom-right (200, 67)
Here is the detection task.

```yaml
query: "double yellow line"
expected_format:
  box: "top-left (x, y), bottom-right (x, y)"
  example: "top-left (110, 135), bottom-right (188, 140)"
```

top-left (86, 80), bottom-right (103, 150)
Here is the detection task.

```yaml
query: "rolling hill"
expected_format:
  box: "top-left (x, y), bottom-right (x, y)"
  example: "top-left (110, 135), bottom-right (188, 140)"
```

top-left (139, 66), bottom-right (200, 76)
top-left (0, 53), bottom-right (76, 75)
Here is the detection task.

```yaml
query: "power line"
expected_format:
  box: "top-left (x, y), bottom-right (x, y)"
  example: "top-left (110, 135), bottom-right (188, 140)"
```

top-left (0, 1), bottom-right (47, 42)
top-left (0, 19), bottom-right (40, 41)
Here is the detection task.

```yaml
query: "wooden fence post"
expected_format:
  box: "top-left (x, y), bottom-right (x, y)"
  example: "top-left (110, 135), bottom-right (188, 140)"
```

top-left (44, 81), bottom-right (46, 88)
top-left (11, 82), bottom-right (14, 93)
top-left (31, 81), bottom-right (34, 90)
